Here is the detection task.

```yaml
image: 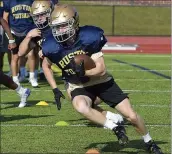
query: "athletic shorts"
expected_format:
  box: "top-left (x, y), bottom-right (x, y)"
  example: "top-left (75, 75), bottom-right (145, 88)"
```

top-left (10, 34), bottom-right (26, 55)
top-left (71, 79), bottom-right (129, 108)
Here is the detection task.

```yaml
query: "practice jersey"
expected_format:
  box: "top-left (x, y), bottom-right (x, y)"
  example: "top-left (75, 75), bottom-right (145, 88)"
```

top-left (42, 25), bottom-right (112, 90)
top-left (3, 0), bottom-right (35, 35)
top-left (31, 0), bottom-right (57, 47)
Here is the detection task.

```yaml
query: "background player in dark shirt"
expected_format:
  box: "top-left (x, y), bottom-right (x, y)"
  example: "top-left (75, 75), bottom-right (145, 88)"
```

top-left (42, 4), bottom-right (163, 153)
top-left (0, 6), bottom-right (31, 108)
top-left (3, 0), bottom-right (38, 87)
top-left (0, 0), bottom-right (16, 71)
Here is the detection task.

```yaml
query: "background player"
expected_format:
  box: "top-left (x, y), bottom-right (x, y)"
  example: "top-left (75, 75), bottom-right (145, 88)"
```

top-left (3, 0), bottom-right (38, 87)
top-left (0, 3), bottom-right (30, 108)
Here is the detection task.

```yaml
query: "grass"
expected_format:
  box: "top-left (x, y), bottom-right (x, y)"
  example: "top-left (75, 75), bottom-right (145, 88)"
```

top-left (1, 53), bottom-right (171, 154)
top-left (60, 1), bottom-right (171, 36)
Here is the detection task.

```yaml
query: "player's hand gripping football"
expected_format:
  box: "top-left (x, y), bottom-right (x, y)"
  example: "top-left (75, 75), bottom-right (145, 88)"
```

top-left (52, 88), bottom-right (65, 110)
top-left (71, 59), bottom-right (85, 77)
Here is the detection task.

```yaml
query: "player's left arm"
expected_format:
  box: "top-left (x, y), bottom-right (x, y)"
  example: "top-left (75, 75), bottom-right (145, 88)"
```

top-left (85, 51), bottom-right (106, 77)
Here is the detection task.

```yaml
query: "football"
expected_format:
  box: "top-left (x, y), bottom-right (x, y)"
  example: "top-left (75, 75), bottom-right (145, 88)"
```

top-left (74, 54), bottom-right (96, 70)
top-left (85, 149), bottom-right (100, 154)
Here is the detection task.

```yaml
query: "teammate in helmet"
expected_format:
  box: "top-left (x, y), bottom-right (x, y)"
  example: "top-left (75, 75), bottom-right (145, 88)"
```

top-left (19, 0), bottom-right (60, 80)
top-left (41, 4), bottom-right (164, 153)
top-left (19, 0), bottom-right (57, 55)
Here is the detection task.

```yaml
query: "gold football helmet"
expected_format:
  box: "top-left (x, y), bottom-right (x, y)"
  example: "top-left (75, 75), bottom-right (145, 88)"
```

top-left (31, 0), bottom-right (52, 29)
top-left (50, 4), bottom-right (79, 43)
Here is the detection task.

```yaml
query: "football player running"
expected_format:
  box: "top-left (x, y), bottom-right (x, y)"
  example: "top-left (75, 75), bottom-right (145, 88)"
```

top-left (18, 0), bottom-right (127, 138)
top-left (41, 4), bottom-right (163, 153)
top-left (0, 3), bottom-right (31, 108)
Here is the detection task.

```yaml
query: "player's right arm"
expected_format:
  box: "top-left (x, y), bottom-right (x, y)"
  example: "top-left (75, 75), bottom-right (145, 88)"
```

top-left (18, 28), bottom-right (41, 57)
top-left (1, 8), bottom-right (16, 49)
top-left (42, 57), bottom-right (57, 89)
top-left (42, 57), bottom-right (65, 110)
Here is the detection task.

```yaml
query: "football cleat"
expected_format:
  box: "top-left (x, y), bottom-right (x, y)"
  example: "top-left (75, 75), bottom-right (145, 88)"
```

top-left (18, 88), bottom-right (31, 108)
top-left (29, 78), bottom-right (38, 87)
top-left (145, 140), bottom-right (164, 154)
top-left (113, 124), bottom-right (129, 146)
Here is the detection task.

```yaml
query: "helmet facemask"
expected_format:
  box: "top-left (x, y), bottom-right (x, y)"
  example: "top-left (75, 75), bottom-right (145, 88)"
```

top-left (51, 18), bottom-right (77, 43)
top-left (32, 8), bottom-right (51, 30)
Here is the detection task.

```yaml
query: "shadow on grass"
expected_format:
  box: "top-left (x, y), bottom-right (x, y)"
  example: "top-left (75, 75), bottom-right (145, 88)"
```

top-left (85, 140), bottom-right (167, 154)
top-left (0, 100), bottom-right (55, 110)
top-left (0, 114), bottom-right (54, 122)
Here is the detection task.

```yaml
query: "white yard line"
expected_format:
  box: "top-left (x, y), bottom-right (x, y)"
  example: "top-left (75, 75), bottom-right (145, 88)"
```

top-left (114, 79), bottom-right (170, 81)
top-left (0, 123), bottom-right (170, 128)
top-left (1, 89), bottom-right (171, 93)
top-left (107, 69), bottom-right (171, 72)
top-left (107, 63), bottom-right (171, 66)
top-left (0, 103), bottom-right (170, 108)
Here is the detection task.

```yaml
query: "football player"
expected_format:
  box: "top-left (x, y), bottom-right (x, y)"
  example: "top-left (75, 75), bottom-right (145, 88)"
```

top-left (41, 4), bottom-right (163, 153)
top-left (19, 0), bottom-right (60, 81)
top-left (0, 0), bottom-right (14, 71)
top-left (0, 1), bottom-right (31, 108)
top-left (18, 0), bottom-right (126, 133)
top-left (41, 4), bottom-right (129, 146)
top-left (3, 0), bottom-right (38, 87)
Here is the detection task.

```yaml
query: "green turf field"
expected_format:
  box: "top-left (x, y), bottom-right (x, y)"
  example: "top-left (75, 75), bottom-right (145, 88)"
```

top-left (1, 53), bottom-right (171, 154)
top-left (60, 2), bottom-right (171, 36)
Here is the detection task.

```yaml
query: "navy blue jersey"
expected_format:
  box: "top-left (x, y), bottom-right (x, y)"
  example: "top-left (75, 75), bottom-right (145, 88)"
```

top-left (31, 27), bottom-right (52, 48)
top-left (42, 25), bottom-right (107, 84)
top-left (50, 0), bottom-right (58, 5)
top-left (41, 26), bottom-right (52, 39)
top-left (0, 0), bottom-right (4, 17)
top-left (3, 0), bottom-right (34, 34)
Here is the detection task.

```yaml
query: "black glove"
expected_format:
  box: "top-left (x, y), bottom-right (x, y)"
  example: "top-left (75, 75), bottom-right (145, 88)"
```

top-left (52, 88), bottom-right (65, 110)
top-left (71, 59), bottom-right (85, 77)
